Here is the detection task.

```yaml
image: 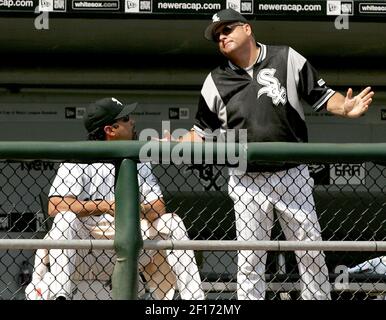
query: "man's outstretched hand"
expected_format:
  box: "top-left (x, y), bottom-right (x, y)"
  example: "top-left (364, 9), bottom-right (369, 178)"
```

top-left (342, 86), bottom-right (374, 118)
top-left (153, 130), bottom-right (178, 142)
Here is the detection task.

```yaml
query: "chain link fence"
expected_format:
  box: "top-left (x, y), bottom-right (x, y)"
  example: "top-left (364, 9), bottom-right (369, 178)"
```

top-left (1, 159), bottom-right (386, 300)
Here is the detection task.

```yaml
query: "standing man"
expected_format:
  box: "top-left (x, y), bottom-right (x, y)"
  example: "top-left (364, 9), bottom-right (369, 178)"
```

top-left (44, 97), bottom-right (204, 300)
top-left (174, 9), bottom-right (374, 300)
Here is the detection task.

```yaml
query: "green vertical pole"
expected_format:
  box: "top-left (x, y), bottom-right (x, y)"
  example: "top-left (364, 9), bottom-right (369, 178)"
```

top-left (112, 158), bottom-right (142, 300)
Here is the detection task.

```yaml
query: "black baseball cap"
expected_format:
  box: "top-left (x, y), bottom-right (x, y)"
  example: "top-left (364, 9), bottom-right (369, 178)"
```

top-left (84, 97), bottom-right (137, 133)
top-left (204, 8), bottom-right (248, 41)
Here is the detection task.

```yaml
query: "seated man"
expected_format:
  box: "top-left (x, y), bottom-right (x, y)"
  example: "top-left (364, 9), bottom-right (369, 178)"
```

top-left (26, 226), bottom-right (179, 300)
top-left (26, 97), bottom-right (204, 300)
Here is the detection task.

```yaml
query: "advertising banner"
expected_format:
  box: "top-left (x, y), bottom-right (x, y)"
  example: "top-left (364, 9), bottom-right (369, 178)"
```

top-left (255, 0), bottom-right (325, 16)
top-left (0, 0), bottom-right (37, 12)
top-left (1, 0), bottom-right (385, 18)
top-left (71, 0), bottom-right (120, 11)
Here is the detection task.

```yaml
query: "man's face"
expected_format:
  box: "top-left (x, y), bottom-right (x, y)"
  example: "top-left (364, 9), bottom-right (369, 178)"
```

top-left (109, 115), bottom-right (137, 141)
top-left (213, 22), bottom-right (250, 57)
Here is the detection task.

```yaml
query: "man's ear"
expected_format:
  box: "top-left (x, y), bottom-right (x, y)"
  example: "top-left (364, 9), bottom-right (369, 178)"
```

top-left (104, 125), bottom-right (115, 138)
top-left (244, 23), bottom-right (252, 36)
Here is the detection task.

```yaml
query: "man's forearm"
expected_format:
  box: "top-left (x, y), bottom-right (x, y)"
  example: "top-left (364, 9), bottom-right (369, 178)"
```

top-left (48, 196), bottom-right (113, 217)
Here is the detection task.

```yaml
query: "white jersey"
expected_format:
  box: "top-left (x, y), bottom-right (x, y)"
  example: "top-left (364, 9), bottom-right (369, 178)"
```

top-left (48, 162), bottom-right (162, 238)
top-left (49, 162), bottom-right (162, 203)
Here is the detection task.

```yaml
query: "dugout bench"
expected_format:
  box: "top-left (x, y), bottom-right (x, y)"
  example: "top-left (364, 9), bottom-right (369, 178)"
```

top-left (200, 272), bottom-right (386, 300)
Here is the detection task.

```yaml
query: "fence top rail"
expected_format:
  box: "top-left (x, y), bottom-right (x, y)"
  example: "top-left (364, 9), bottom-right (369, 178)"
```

top-left (2, 239), bottom-right (386, 251)
top-left (0, 141), bottom-right (386, 163)
top-left (142, 240), bottom-right (386, 251)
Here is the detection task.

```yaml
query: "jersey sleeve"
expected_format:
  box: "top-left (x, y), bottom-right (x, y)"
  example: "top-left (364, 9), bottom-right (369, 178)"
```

top-left (288, 47), bottom-right (335, 112)
top-left (194, 73), bottom-right (224, 139)
top-left (48, 163), bottom-right (84, 198)
top-left (138, 163), bottom-right (163, 204)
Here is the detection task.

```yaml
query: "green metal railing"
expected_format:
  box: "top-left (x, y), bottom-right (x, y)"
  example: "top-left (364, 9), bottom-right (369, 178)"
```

top-left (112, 159), bottom-right (142, 300)
top-left (2, 141), bottom-right (386, 163)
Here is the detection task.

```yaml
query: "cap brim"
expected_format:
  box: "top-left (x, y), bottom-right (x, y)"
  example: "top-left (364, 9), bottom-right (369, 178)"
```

top-left (204, 16), bottom-right (249, 41)
top-left (205, 21), bottom-right (231, 41)
top-left (113, 102), bottom-right (138, 120)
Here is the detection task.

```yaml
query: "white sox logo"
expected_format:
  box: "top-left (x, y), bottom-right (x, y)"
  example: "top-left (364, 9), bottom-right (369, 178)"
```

top-left (111, 97), bottom-right (122, 105)
top-left (257, 68), bottom-right (287, 106)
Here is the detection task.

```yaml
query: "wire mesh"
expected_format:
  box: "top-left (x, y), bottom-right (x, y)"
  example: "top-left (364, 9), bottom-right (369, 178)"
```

top-left (0, 160), bottom-right (386, 300)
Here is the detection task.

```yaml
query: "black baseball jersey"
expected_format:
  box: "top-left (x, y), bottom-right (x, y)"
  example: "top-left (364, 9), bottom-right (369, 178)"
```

top-left (194, 43), bottom-right (335, 144)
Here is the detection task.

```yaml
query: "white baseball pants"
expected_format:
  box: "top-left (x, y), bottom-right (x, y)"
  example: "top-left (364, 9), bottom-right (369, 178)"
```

top-left (228, 165), bottom-right (331, 300)
top-left (47, 212), bottom-right (204, 300)
top-left (142, 214), bottom-right (204, 300)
